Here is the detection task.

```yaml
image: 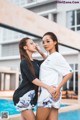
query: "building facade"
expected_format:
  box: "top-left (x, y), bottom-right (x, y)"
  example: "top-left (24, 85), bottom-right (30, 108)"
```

top-left (0, 0), bottom-right (80, 94)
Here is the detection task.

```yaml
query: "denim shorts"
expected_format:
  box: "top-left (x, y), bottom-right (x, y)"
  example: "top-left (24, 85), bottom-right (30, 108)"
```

top-left (16, 90), bottom-right (35, 112)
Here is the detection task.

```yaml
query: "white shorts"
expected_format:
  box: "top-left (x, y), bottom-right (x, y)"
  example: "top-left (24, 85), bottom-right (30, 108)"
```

top-left (15, 90), bottom-right (35, 112)
top-left (38, 89), bottom-right (61, 109)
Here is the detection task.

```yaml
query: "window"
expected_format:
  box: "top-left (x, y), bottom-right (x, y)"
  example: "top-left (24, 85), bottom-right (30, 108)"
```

top-left (67, 9), bottom-right (80, 31)
top-left (43, 15), bottom-right (48, 19)
top-left (0, 27), bottom-right (38, 58)
top-left (1, 43), bottom-right (19, 57)
top-left (8, 0), bottom-right (30, 6)
top-left (53, 14), bottom-right (57, 22)
top-left (43, 14), bottom-right (57, 22)
top-left (77, 10), bottom-right (80, 25)
top-left (2, 28), bottom-right (27, 41)
top-left (63, 64), bottom-right (78, 94)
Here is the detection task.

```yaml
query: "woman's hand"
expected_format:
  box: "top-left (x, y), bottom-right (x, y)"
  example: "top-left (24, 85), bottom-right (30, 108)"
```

top-left (47, 86), bottom-right (56, 96)
top-left (53, 87), bottom-right (60, 100)
top-left (35, 44), bottom-right (41, 52)
top-left (35, 44), bottom-right (47, 59)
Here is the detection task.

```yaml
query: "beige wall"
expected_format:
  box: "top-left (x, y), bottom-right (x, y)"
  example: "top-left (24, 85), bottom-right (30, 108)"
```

top-left (0, 0), bottom-right (80, 50)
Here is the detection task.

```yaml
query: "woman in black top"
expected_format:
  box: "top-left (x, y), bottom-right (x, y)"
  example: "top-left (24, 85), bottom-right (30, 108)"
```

top-left (13, 37), bottom-right (54, 120)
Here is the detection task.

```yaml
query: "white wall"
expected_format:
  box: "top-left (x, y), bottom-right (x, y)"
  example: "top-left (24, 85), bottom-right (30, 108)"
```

top-left (0, 59), bottom-right (20, 69)
top-left (57, 12), bottom-right (66, 26)
top-left (63, 54), bottom-right (78, 64)
top-left (57, 3), bottom-right (80, 12)
top-left (0, 28), bottom-right (3, 57)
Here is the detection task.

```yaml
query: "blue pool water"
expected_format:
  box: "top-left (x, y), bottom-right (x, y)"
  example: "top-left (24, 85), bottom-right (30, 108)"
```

top-left (59, 110), bottom-right (80, 120)
top-left (0, 99), bottom-right (67, 116)
top-left (0, 99), bottom-right (80, 120)
top-left (0, 99), bottom-right (20, 115)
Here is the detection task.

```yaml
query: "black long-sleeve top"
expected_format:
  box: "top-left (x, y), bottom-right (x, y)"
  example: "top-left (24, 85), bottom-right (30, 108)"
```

top-left (13, 59), bottom-right (42, 105)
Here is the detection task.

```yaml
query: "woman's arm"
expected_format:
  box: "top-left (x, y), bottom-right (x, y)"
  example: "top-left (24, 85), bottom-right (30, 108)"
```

top-left (36, 45), bottom-right (47, 59)
top-left (54, 73), bottom-right (72, 99)
top-left (58, 73), bottom-right (72, 90)
top-left (32, 78), bottom-right (55, 95)
top-left (21, 60), bottom-right (55, 95)
top-left (50, 53), bottom-right (73, 99)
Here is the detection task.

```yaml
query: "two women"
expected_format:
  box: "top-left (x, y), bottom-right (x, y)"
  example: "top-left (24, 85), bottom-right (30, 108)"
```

top-left (13, 37), bottom-right (55, 120)
top-left (13, 32), bottom-right (72, 120)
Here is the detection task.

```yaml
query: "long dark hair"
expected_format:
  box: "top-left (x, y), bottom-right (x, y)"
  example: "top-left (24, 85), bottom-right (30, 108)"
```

top-left (43, 32), bottom-right (59, 52)
top-left (19, 37), bottom-right (35, 76)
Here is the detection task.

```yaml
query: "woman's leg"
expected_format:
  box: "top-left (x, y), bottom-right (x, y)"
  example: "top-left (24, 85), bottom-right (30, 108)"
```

top-left (21, 110), bottom-right (35, 120)
top-left (47, 108), bottom-right (58, 120)
top-left (20, 114), bottom-right (26, 120)
top-left (36, 108), bottom-right (51, 120)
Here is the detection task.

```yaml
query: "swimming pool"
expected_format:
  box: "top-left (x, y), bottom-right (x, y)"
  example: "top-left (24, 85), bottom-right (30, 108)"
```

top-left (0, 99), bottom-right (80, 120)
top-left (59, 110), bottom-right (80, 120)
top-left (0, 99), bottom-right (20, 116)
top-left (0, 99), bottom-right (68, 116)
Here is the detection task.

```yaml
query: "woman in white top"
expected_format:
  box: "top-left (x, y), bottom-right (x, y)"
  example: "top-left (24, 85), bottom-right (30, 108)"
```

top-left (36, 32), bottom-right (72, 120)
